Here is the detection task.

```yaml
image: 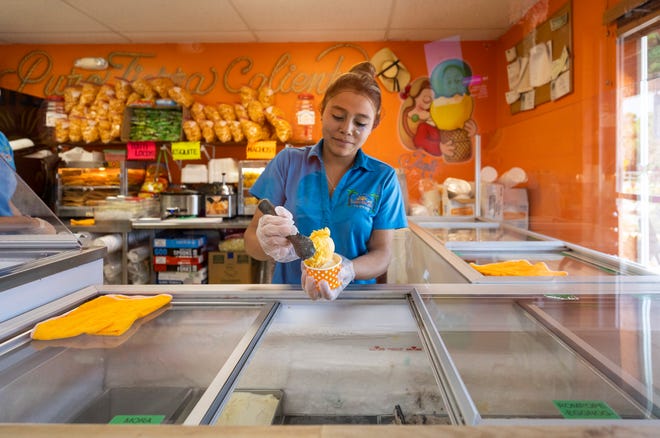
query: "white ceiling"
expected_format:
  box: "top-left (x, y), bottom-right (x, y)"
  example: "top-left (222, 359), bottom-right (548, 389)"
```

top-left (0, 0), bottom-right (538, 44)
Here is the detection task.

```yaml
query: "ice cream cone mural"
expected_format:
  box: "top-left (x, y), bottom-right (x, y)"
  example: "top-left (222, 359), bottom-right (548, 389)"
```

top-left (399, 59), bottom-right (477, 163)
top-left (429, 59), bottom-right (474, 162)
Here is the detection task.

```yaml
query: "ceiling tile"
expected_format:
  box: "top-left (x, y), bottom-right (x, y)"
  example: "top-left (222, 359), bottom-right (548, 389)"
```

top-left (65, 0), bottom-right (247, 32)
top-left (122, 31), bottom-right (258, 44)
top-left (0, 32), bottom-right (130, 44)
top-left (254, 29), bottom-right (387, 43)
top-left (233, 0), bottom-right (393, 30)
top-left (0, 0), bottom-right (110, 32)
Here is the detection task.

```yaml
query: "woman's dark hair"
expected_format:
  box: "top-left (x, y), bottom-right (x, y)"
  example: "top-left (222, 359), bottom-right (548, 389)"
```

top-left (321, 61), bottom-right (382, 128)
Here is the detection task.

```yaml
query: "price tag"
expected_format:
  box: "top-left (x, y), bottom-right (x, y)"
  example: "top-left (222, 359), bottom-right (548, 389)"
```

top-left (127, 141), bottom-right (157, 160)
top-left (171, 141), bottom-right (201, 160)
top-left (553, 400), bottom-right (620, 419)
top-left (246, 140), bottom-right (276, 160)
top-left (109, 414), bottom-right (165, 424)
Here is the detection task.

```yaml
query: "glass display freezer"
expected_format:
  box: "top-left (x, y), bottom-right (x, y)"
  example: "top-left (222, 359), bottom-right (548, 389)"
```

top-left (403, 220), bottom-right (660, 284)
top-left (1, 283), bottom-right (660, 429)
top-left (0, 158), bottom-right (105, 322)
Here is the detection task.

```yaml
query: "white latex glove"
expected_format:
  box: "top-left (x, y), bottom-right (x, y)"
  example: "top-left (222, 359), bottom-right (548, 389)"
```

top-left (301, 256), bottom-right (355, 301)
top-left (256, 205), bottom-right (300, 263)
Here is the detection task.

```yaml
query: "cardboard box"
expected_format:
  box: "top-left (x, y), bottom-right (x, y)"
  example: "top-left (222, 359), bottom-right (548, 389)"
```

top-left (153, 235), bottom-right (206, 249)
top-left (208, 251), bottom-right (254, 284)
top-left (157, 268), bottom-right (208, 284)
top-left (442, 192), bottom-right (475, 216)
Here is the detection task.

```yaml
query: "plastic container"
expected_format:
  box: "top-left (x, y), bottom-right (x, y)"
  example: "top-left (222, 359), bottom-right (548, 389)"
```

top-left (292, 93), bottom-right (315, 144)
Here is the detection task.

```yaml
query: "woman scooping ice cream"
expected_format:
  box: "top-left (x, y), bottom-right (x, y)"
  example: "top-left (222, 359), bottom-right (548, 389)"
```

top-left (244, 61), bottom-right (407, 300)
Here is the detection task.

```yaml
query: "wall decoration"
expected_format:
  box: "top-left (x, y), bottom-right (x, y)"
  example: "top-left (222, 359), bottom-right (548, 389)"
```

top-left (507, 1), bottom-right (572, 113)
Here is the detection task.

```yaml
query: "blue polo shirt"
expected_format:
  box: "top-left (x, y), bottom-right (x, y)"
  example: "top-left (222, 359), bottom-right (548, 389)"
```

top-left (250, 140), bottom-right (408, 285)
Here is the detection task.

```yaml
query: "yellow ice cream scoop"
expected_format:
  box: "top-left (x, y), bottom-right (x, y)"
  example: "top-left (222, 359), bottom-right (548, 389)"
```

top-left (305, 227), bottom-right (335, 268)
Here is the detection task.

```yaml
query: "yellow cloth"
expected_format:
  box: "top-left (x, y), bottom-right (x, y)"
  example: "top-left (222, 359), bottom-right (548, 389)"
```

top-left (31, 294), bottom-right (172, 340)
top-left (70, 218), bottom-right (95, 226)
top-left (469, 260), bottom-right (568, 276)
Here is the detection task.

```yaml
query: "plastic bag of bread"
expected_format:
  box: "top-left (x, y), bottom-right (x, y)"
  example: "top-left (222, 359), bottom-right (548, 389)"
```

top-left (114, 78), bottom-right (132, 102)
top-left (98, 119), bottom-right (114, 144)
top-left (229, 121), bottom-right (245, 142)
top-left (247, 100), bottom-right (265, 124)
top-left (131, 78), bottom-right (155, 99)
top-left (214, 120), bottom-right (232, 143)
top-left (94, 84), bottom-right (115, 103)
top-left (191, 102), bottom-right (206, 124)
top-left (264, 106), bottom-right (292, 142)
top-left (110, 114), bottom-right (123, 139)
top-left (69, 104), bottom-right (88, 119)
top-left (168, 86), bottom-right (194, 108)
top-left (239, 86), bottom-right (257, 106)
top-left (149, 76), bottom-right (175, 98)
top-left (234, 104), bottom-right (249, 121)
top-left (79, 82), bottom-right (99, 106)
top-left (55, 118), bottom-right (69, 143)
top-left (200, 120), bottom-right (216, 143)
top-left (203, 105), bottom-right (221, 122)
top-left (218, 103), bottom-right (236, 121)
top-left (82, 119), bottom-right (100, 143)
top-left (258, 86), bottom-right (275, 107)
top-left (264, 105), bottom-right (285, 122)
top-left (92, 101), bottom-right (110, 120)
top-left (240, 119), bottom-right (263, 143)
top-left (63, 86), bottom-right (81, 113)
top-left (183, 120), bottom-right (202, 142)
top-left (108, 98), bottom-right (125, 116)
top-left (126, 92), bottom-right (142, 106)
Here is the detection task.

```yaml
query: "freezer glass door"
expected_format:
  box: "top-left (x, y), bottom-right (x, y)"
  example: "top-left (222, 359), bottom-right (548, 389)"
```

top-left (0, 299), bottom-right (269, 425)
top-left (223, 299), bottom-right (448, 425)
top-left (422, 296), bottom-right (650, 420)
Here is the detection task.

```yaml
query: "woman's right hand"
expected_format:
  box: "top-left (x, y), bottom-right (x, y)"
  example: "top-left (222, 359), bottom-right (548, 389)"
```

top-left (255, 205), bottom-right (300, 263)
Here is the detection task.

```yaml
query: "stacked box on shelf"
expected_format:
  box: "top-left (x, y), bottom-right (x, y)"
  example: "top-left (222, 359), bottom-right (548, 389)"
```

top-left (153, 235), bottom-right (208, 284)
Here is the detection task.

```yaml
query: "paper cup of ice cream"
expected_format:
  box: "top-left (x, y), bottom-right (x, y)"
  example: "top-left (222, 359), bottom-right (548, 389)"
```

top-left (304, 253), bottom-right (342, 289)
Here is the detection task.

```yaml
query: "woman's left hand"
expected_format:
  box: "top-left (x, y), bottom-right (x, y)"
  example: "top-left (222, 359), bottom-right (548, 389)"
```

top-left (301, 256), bottom-right (355, 301)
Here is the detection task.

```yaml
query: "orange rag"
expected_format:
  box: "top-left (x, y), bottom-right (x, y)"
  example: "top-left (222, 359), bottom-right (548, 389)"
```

top-left (31, 294), bottom-right (172, 340)
top-left (469, 260), bottom-right (568, 276)
top-left (70, 218), bottom-right (95, 226)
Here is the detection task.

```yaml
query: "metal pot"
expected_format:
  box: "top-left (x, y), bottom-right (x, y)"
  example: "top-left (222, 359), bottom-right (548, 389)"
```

top-left (160, 187), bottom-right (203, 218)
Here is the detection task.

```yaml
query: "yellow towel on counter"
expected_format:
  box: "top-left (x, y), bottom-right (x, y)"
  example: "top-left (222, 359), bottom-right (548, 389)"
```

top-left (70, 218), bottom-right (95, 226)
top-left (31, 294), bottom-right (172, 341)
top-left (469, 260), bottom-right (568, 276)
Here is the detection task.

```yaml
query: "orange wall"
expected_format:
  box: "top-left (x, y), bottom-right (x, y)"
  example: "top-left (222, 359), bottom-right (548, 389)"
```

top-left (0, 40), bottom-right (497, 205)
top-left (489, 0), bottom-right (619, 253)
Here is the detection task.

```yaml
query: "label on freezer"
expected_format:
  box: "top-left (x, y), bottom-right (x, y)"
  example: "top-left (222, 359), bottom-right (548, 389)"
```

top-left (552, 400), bottom-right (620, 419)
top-left (109, 414), bottom-right (165, 424)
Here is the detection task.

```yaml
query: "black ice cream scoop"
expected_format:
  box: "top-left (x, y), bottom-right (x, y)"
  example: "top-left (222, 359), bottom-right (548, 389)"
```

top-left (258, 199), bottom-right (316, 260)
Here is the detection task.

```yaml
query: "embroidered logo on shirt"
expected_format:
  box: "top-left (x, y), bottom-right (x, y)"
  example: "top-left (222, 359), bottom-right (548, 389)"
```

top-left (347, 189), bottom-right (379, 214)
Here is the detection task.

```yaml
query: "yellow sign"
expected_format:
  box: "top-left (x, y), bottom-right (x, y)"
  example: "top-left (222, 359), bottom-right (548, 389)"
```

top-left (246, 141), bottom-right (276, 160)
top-left (171, 141), bottom-right (201, 160)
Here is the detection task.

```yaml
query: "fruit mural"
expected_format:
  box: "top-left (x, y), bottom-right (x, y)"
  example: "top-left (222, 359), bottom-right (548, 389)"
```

top-left (399, 58), bottom-right (477, 163)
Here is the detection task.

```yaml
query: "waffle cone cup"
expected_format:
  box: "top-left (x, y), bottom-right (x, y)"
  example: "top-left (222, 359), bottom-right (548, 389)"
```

top-left (304, 254), bottom-right (342, 289)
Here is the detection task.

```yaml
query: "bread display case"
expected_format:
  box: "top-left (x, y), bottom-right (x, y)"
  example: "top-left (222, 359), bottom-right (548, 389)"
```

top-left (237, 160), bottom-right (268, 216)
top-left (55, 161), bottom-right (146, 218)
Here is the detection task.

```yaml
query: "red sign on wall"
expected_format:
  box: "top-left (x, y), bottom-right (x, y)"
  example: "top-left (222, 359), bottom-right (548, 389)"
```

top-left (127, 141), bottom-right (157, 160)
